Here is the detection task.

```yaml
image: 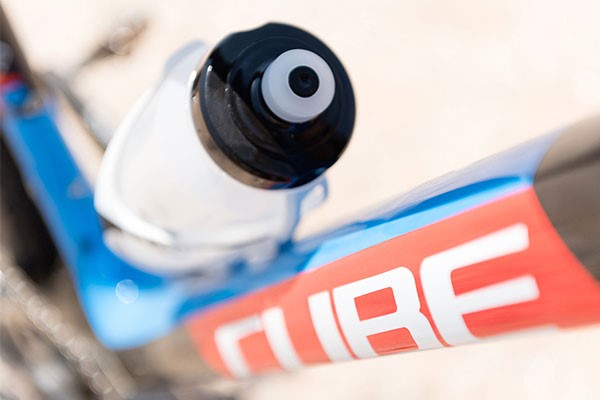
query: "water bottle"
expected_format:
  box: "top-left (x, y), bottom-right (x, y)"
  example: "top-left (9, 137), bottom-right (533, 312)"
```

top-left (95, 23), bottom-right (355, 275)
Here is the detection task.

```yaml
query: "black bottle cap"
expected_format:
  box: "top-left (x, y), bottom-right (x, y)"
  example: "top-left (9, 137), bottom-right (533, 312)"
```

top-left (192, 23), bottom-right (355, 189)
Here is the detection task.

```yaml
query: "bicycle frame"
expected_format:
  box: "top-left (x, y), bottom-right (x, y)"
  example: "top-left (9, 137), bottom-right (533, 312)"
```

top-left (2, 13), bottom-right (599, 379)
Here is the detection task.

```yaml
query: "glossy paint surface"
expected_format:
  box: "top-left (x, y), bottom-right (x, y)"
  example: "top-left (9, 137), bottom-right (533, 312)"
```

top-left (187, 187), bottom-right (600, 376)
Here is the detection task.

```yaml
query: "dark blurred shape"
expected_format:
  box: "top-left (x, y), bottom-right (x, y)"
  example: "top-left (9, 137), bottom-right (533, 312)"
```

top-left (535, 116), bottom-right (600, 281)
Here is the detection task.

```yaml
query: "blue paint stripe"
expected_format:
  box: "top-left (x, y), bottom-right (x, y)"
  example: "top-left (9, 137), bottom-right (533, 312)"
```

top-left (302, 180), bottom-right (529, 272)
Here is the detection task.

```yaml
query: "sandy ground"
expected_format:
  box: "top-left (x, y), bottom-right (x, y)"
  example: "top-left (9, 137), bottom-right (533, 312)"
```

top-left (3, 0), bottom-right (600, 399)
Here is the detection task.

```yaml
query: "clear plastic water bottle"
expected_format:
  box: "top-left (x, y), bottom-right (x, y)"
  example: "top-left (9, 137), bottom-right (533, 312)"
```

top-left (95, 23), bottom-right (355, 275)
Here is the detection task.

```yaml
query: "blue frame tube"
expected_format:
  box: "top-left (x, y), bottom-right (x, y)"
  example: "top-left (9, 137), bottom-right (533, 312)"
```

top-left (2, 78), bottom-right (563, 349)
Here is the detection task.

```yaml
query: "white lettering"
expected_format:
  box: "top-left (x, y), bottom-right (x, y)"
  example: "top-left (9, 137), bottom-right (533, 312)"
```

top-left (262, 307), bottom-right (303, 370)
top-left (333, 267), bottom-right (442, 358)
top-left (214, 315), bottom-right (262, 378)
top-left (308, 291), bottom-right (353, 361)
top-left (421, 223), bottom-right (538, 345)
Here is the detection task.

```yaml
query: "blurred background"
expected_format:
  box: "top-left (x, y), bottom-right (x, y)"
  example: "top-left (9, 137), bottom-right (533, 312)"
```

top-left (1, 0), bottom-right (600, 399)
